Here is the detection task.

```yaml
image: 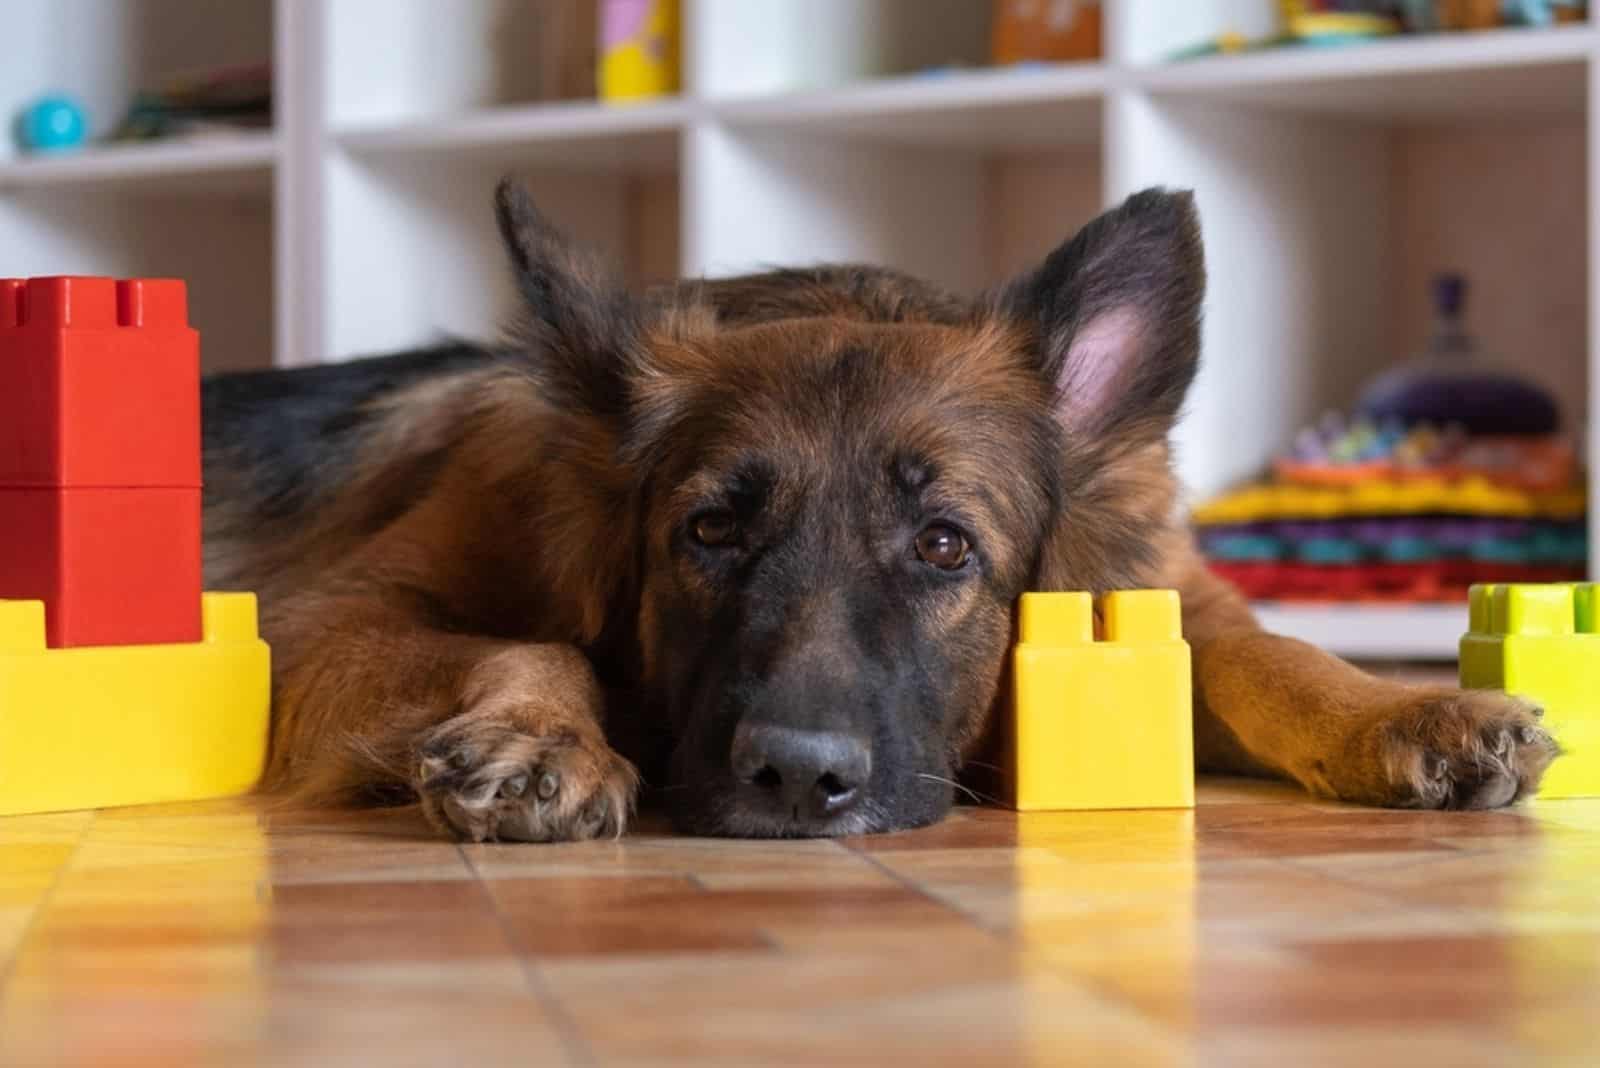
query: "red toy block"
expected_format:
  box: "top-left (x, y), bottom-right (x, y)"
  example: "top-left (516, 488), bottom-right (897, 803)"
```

top-left (0, 276), bottom-right (200, 488)
top-left (0, 487), bottom-right (202, 648)
top-left (0, 275), bottom-right (204, 648)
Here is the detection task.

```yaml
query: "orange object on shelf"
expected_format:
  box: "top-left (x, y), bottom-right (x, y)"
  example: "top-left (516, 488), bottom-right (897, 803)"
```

top-left (1273, 436), bottom-right (1579, 492)
top-left (0, 277), bottom-right (202, 647)
top-left (1435, 0), bottom-right (1504, 29)
top-left (991, 0), bottom-right (1102, 64)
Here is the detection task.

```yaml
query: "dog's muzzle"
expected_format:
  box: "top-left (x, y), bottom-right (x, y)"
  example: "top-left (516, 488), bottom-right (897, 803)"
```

top-left (730, 721), bottom-right (872, 827)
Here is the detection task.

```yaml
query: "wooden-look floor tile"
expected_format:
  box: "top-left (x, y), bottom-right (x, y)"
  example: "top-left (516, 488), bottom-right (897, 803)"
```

top-left (1201, 1027), bottom-right (1525, 1068)
top-left (0, 976), bottom-right (572, 1068)
top-left (488, 874), bottom-right (773, 956)
top-left (267, 878), bottom-right (517, 967)
top-left (540, 947), bottom-right (1185, 1066)
top-left (485, 872), bottom-right (979, 957)
top-left (468, 825), bottom-right (896, 890)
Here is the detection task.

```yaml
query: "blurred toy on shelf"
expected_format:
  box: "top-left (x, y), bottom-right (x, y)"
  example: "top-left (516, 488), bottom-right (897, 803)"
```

top-left (108, 63), bottom-right (271, 143)
top-left (1202, 513), bottom-right (1586, 565)
top-left (1414, 0), bottom-right (1510, 28)
top-left (991, 0), bottom-right (1102, 64)
top-left (12, 94), bottom-right (88, 154)
top-left (1193, 271), bottom-right (1587, 604)
top-left (1490, 0), bottom-right (1587, 26)
top-left (1283, 1), bottom-right (1403, 43)
top-left (1275, 417), bottom-right (1576, 491)
top-left (598, 0), bottom-right (680, 103)
top-left (1357, 274), bottom-right (1557, 435)
top-left (1212, 559), bottom-right (1580, 601)
top-left (1171, 0), bottom-right (1585, 60)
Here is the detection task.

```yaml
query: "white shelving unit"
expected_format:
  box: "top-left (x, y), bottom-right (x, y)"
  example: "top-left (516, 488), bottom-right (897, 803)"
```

top-left (0, 135), bottom-right (279, 193)
top-left (1251, 602), bottom-right (1467, 661)
top-left (1, 0), bottom-right (1592, 659)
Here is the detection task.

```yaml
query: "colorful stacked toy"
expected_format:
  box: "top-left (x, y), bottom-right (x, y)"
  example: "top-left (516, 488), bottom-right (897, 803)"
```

top-left (0, 276), bottom-right (270, 818)
top-left (1195, 274), bottom-right (1587, 603)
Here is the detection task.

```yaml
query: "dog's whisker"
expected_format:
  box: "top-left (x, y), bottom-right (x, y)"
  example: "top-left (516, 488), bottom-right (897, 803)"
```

top-left (916, 772), bottom-right (997, 807)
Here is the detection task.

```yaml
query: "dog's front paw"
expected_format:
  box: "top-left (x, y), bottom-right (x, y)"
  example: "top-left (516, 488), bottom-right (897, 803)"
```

top-left (1331, 690), bottom-right (1560, 810)
top-left (416, 717), bottom-right (639, 842)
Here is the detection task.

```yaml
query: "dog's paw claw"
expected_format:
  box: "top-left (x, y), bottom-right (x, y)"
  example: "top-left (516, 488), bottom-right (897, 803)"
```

top-left (415, 719), bottom-right (638, 843)
top-left (1366, 691), bottom-right (1560, 810)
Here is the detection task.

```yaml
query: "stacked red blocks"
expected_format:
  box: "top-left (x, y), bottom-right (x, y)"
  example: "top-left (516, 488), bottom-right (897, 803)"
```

top-left (0, 277), bottom-right (202, 648)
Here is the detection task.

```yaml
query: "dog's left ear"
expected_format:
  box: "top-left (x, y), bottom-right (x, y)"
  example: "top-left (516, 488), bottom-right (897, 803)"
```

top-left (495, 177), bottom-right (642, 418)
top-left (998, 188), bottom-right (1205, 443)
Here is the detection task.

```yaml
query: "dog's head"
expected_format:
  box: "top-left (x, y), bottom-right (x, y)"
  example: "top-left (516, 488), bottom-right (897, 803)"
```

top-left (495, 180), bottom-right (1204, 837)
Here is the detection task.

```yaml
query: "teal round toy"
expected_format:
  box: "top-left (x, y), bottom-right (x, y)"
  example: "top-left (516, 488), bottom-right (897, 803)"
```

top-left (14, 95), bottom-right (88, 153)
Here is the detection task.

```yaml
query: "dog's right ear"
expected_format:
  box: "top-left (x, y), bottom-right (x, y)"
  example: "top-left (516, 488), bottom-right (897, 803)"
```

top-left (494, 177), bottom-right (641, 418)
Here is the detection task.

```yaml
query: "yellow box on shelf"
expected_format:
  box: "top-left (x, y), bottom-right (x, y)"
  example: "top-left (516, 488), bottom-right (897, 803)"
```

top-left (1006, 590), bottom-right (1194, 811)
top-left (1460, 582), bottom-right (1600, 799)
top-left (0, 592), bottom-right (271, 817)
top-left (599, 0), bottom-right (680, 103)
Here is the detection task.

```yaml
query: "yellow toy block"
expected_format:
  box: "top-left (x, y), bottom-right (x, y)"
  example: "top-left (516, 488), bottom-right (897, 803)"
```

top-left (1006, 590), bottom-right (1194, 811)
top-left (0, 592), bottom-right (271, 817)
top-left (1460, 583), bottom-right (1600, 799)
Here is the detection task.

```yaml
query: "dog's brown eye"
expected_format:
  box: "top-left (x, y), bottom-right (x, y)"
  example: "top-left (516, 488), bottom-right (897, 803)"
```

top-left (692, 511), bottom-right (738, 547)
top-left (915, 525), bottom-right (969, 570)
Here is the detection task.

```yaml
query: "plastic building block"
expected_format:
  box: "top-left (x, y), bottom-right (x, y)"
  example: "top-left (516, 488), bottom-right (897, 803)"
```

top-left (0, 592), bottom-right (271, 817)
top-left (1460, 583), bottom-right (1600, 799)
top-left (0, 277), bottom-right (200, 487)
top-left (0, 487), bottom-right (201, 647)
top-left (0, 276), bottom-right (202, 646)
top-left (1005, 590), bottom-right (1194, 811)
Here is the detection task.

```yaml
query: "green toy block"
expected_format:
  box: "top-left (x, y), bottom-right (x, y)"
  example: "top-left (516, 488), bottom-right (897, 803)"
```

top-left (1459, 583), bottom-right (1600, 799)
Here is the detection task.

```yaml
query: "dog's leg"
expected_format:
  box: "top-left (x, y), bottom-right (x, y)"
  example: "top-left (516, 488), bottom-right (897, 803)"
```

top-left (1174, 550), bottom-right (1559, 809)
top-left (265, 597), bottom-right (638, 841)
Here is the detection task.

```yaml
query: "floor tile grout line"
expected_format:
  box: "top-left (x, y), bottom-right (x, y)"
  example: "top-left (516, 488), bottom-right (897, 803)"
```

top-left (0, 811), bottom-right (96, 993)
top-left (456, 842), bottom-right (599, 1068)
top-left (1271, 850), bottom-right (1488, 921)
top-left (1203, 826), bottom-right (1517, 934)
top-left (842, 843), bottom-right (1013, 940)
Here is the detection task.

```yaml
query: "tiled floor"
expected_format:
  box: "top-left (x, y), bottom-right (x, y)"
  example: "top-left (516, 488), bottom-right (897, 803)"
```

top-left (2, 780), bottom-right (1598, 1067)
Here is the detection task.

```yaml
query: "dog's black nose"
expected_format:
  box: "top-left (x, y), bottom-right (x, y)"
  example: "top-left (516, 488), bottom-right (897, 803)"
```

top-left (731, 723), bottom-right (871, 823)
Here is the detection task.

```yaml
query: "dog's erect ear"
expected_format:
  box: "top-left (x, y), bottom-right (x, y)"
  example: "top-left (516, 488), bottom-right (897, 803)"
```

top-left (494, 177), bottom-right (641, 417)
top-left (999, 188), bottom-right (1204, 443)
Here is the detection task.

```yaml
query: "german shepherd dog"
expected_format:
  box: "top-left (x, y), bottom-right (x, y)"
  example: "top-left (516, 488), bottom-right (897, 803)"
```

top-left (202, 181), bottom-right (1558, 841)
